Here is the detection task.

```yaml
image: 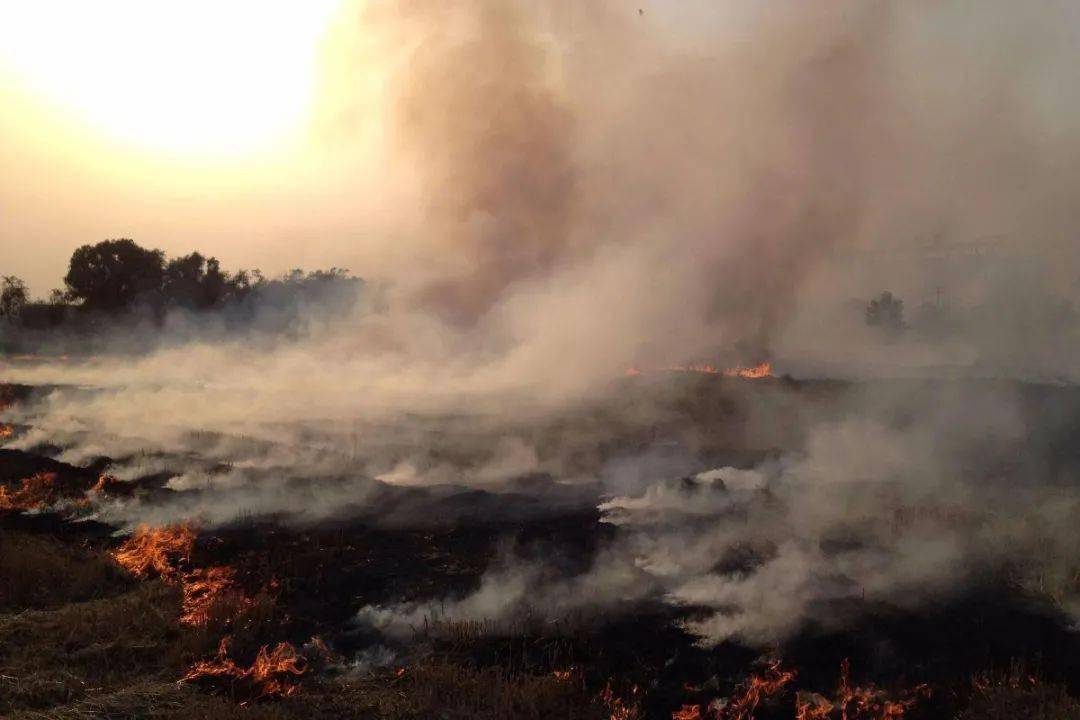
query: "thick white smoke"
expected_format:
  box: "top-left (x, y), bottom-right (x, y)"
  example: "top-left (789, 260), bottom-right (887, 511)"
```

top-left (356, 382), bottom-right (1080, 645)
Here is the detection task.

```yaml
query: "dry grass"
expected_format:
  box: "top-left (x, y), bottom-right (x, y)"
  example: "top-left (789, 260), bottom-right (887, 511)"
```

top-left (342, 656), bottom-right (609, 720)
top-left (0, 531), bottom-right (129, 612)
top-left (3, 659), bottom-right (605, 720)
top-left (5, 681), bottom-right (296, 720)
top-left (0, 581), bottom-right (216, 715)
top-left (3, 527), bottom-right (1075, 720)
top-left (0, 527), bottom-right (603, 719)
top-left (959, 683), bottom-right (1080, 720)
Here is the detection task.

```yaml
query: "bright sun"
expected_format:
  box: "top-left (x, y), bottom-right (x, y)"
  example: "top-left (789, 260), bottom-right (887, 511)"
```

top-left (0, 1), bottom-right (340, 157)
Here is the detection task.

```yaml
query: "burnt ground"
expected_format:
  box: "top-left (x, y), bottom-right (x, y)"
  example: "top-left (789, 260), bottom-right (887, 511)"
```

top-left (1, 377), bottom-right (1079, 718)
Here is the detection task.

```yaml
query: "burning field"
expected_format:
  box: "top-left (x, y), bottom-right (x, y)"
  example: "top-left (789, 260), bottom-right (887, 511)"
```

top-left (1, 370), bottom-right (1079, 720)
top-left (4, 1), bottom-right (1080, 718)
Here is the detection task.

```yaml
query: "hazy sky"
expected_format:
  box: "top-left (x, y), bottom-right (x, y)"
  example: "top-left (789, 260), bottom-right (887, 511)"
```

top-left (0, 1), bottom-right (723, 296)
top-left (0, 1), bottom-right (371, 295)
top-left (2, 0), bottom-right (1079, 386)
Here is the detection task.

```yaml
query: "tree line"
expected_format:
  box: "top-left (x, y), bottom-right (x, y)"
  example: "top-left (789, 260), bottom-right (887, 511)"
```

top-left (1, 239), bottom-right (361, 331)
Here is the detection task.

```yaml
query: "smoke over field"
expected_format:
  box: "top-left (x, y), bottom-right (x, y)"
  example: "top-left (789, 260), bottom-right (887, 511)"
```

top-left (2, 1), bottom-right (1080, 718)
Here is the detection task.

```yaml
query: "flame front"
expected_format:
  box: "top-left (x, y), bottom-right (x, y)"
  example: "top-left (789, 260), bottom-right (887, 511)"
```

top-left (112, 523), bottom-right (197, 580)
top-left (832, 659), bottom-right (930, 719)
top-left (0, 472), bottom-right (59, 511)
top-left (112, 524), bottom-right (259, 627)
top-left (673, 704), bottom-right (704, 720)
top-left (625, 361), bottom-right (772, 379)
top-left (795, 692), bottom-right (835, 720)
top-left (183, 638), bottom-right (306, 703)
top-left (674, 660), bottom-right (927, 720)
top-left (722, 362), bottom-right (773, 379)
top-left (794, 660), bottom-right (930, 720)
top-left (598, 680), bottom-right (642, 720)
top-left (180, 565), bottom-right (256, 626)
top-left (723, 661), bottom-right (797, 720)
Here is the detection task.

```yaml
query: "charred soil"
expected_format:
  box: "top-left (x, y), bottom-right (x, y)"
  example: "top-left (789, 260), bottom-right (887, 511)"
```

top-left (1, 377), bottom-right (1079, 718)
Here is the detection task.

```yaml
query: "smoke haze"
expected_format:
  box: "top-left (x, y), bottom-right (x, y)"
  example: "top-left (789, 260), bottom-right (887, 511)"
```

top-left (3, 0), bottom-right (1080, 651)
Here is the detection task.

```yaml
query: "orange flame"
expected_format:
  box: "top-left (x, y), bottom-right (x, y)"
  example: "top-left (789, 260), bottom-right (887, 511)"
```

top-left (597, 680), bottom-right (643, 720)
top-left (681, 660), bottom-right (929, 720)
top-left (247, 642), bottom-right (307, 697)
top-left (304, 635), bottom-right (337, 668)
top-left (722, 661), bottom-right (796, 720)
top-left (179, 565), bottom-right (255, 627)
top-left (673, 704), bottom-right (704, 720)
top-left (112, 523), bottom-right (197, 580)
top-left (87, 473), bottom-right (131, 499)
top-left (795, 692), bottom-right (835, 720)
top-left (0, 472), bottom-right (133, 513)
top-left (112, 524), bottom-right (257, 627)
top-left (836, 659), bottom-right (930, 719)
top-left (0, 472), bottom-right (59, 511)
top-left (0, 391), bottom-right (11, 440)
top-left (553, 667), bottom-right (577, 682)
top-left (624, 362), bottom-right (772, 379)
top-left (722, 362), bottom-right (773, 379)
top-left (183, 637), bottom-right (306, 703)
top-left (795, 660), bottom-right (930, 720)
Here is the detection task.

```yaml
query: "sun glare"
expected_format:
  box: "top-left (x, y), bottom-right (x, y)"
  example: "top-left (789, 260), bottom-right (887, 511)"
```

top-left (0, 1), bottom-right (340, 157)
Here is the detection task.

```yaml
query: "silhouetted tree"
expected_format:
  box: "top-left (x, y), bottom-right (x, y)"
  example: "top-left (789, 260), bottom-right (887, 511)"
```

top-left (163, 252), bottom-right (254, 309)
top-left (0, 276), bottom-right (28, 320)
top-left (866, 291), bottom-right (905, 334)
top-left (64, 239), bottom-right (165, 312)
top-left (162, 251), bottom-right (206, 309)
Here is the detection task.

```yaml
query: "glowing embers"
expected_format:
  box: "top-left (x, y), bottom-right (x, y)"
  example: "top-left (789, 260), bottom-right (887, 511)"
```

top-left (671, 660), bottom-right (794, 720)
top-left (792, 661), bottom-right (930, 720)
top-left (673, 704), bottom-right (704, 720)
top-left (970, 664), bottom-right (1040, 694)
top-left (553, 666), bottom-right (578, 682)
top-left (0, 472), bottom-right (59, 511)
top-left (0, 391), bottom-right (10, 440)
top-left (804, 659), bottom-right (930, 720)
top-left (598, 680), bottom-right (643, 720)
top-left (183, 637), bottom-right (307, 703)
top-left (719, 661), bottom-right (796, 720)
top-left (87, 473), bottom-right (133, 499)
top-left (674, 660), bottom-right (928, 720)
